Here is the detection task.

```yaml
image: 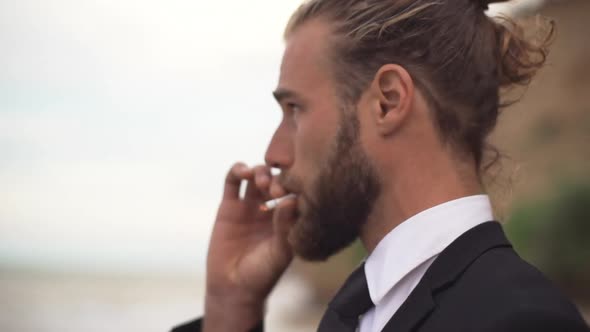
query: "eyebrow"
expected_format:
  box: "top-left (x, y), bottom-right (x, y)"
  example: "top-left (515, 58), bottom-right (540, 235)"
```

top-left (272, 88), bottom-right (301, 103)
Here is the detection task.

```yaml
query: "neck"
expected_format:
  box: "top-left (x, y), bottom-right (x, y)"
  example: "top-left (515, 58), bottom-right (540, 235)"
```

top-left (360, 155), bottom-right (483, 253)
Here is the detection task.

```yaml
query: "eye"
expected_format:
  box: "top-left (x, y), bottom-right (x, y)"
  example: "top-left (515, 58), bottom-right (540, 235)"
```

top-left (286, 102), bottom-right (302, 113)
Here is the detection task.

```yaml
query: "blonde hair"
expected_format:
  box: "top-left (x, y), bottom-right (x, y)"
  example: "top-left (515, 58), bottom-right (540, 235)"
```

top-left (285, 0), bottom-right (554, 172)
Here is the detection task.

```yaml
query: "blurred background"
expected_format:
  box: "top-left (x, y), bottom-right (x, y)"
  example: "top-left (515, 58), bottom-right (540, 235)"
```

top-left (0, 0), bottom-right (588, 331)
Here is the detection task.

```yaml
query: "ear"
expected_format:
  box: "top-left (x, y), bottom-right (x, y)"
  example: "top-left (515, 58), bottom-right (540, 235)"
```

top-left (369, 64), bottom-right (414, 136)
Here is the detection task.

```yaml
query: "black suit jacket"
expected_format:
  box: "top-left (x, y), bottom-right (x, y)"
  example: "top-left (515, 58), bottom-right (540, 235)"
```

top-left (172, 222), bottom-right (589, 331)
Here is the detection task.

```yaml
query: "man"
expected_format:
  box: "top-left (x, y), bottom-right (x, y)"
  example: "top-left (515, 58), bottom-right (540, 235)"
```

top-left (173, 0), bottom-right (589, 331)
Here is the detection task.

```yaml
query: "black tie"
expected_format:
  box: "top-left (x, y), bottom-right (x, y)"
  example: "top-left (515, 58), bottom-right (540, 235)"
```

top-left (317, 263), bottom-right (374, 332)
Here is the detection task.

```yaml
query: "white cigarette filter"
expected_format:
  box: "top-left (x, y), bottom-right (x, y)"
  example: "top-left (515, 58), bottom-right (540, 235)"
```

top-left (260, 194), bottom-right (297, 211)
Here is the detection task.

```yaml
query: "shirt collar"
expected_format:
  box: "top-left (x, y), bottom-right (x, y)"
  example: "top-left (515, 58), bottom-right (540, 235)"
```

top-left (364, 195), bottom-right (494, 305)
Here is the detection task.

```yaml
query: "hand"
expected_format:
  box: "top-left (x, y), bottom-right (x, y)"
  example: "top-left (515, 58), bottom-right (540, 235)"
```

top-left (203, 163), bottom-right (297, 331)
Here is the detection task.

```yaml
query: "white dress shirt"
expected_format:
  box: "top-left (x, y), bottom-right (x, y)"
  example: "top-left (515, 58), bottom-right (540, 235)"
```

top-left (358, 195), bottom-right (494, 332)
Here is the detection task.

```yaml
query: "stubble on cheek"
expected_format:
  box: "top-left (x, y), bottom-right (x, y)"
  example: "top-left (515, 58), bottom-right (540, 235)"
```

top-left (285, 124), bottom-right (381, 261)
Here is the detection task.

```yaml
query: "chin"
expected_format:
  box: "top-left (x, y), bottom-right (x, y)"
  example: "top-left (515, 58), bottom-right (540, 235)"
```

top-left (287, 214), bottom-right (361, 262)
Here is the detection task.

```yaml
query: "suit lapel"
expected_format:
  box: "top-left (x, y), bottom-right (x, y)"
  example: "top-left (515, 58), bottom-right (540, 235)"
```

top-left (380, 276), bottom-right (436, 332)
top-left (381, 221), bottom-right (512, 332)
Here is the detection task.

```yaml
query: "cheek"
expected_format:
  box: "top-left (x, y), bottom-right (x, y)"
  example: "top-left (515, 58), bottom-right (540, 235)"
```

top-left (357, 105), bottom-right (382, 165)
top-left (297, 126), bottom-right (323, 164)
top-left (358, 120), bottom-right (378, 158)
top-left (294, 113), bottom-right (338, 178)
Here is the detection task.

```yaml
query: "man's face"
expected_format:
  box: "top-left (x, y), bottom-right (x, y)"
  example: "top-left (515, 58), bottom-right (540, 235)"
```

top-left (266, 20), bottom-right (381, 261)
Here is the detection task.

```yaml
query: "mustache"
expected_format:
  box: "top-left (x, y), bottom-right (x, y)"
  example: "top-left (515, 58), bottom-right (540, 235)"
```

top-left (276, 172), bottom-right (319, 212)
top-left (276, 172), bottom-right (302, 194)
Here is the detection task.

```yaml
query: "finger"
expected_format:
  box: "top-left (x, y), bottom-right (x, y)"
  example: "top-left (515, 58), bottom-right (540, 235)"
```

top-left (254, 166), bottom-right (272, 192)
top-left (244, 165), bottom-right (271, 202)
top-left (269, 176), bottom-right (287, 199)
top-left (223, 162), bottom-right (253, 200)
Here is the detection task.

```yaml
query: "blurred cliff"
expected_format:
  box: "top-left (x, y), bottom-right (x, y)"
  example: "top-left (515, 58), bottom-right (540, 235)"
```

top-left (494, 0), bottom-right (590, 307)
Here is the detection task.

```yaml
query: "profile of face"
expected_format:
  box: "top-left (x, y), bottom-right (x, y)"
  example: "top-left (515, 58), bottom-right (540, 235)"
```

top-left (266, 20), bottom-right (381, 261)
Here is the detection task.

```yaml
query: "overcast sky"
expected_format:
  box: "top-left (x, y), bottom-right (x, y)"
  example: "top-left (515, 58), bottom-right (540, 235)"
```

top-left (0, 0), bottom-right (541, 276)
top-left (0, 0), bottom-right (303, 275)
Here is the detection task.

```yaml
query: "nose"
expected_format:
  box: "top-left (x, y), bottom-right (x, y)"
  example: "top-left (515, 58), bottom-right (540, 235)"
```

top-left (264, 121), bottom-right (294, 170)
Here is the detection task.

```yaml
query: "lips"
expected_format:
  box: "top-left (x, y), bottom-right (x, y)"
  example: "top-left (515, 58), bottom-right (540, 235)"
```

top-left (276, 173), bottom-right (302, 195)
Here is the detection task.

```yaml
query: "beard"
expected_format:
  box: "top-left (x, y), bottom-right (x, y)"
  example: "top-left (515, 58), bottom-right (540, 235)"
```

top-left (285, 108), bottom-right (381, 261)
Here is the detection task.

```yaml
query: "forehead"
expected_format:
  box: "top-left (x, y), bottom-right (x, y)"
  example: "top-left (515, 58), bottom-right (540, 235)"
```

top-left (278, 20), bottom-right (334, 95)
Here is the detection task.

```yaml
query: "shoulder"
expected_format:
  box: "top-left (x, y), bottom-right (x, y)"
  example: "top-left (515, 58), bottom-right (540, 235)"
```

top-left (429, 246), bottom-right (588, 331)
top-left (460, 246), bottom-right (572, 306)
top-left (484, 308), bottom-right (590, 332)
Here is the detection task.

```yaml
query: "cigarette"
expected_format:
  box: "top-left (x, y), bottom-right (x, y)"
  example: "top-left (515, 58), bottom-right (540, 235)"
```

top-left (260, 194), bottom-right (297, 211)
